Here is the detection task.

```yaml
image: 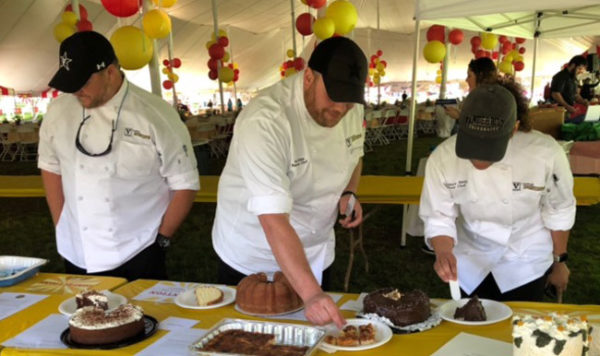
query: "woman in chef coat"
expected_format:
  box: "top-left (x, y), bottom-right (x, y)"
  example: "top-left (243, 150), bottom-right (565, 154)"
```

top-left (419, 83), bottom-right (575, 301)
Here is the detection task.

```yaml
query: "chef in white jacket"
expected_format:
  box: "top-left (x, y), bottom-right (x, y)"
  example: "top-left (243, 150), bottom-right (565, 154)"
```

top-left (419, 83), bottom-right (575, 301)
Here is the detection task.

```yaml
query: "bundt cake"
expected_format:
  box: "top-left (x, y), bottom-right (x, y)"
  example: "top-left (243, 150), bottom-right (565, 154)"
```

top-left (69, 304), bottom-right (144, 345)
top-left (236, 272), bottom-right (303, 315)
top-left (363, 288), bottom-right (431, 326)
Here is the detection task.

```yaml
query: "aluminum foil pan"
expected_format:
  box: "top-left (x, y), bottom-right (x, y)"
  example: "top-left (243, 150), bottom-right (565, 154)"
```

top-left (0, 255), bottom-right (48, 287)
top-left (189, 318), bottom-right (325, 356)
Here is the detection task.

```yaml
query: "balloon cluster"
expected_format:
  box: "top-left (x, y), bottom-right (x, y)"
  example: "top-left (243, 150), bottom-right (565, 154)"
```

top-left (206, 29), bottom-right (240, 85)
top-left (423, 25), bottom-right (447, 64)
top-left (367, 50), bottom-right (387, 86)
top-left (279, 49), bottom-right (306, 79)
top-left (305, 0), bottom-right (358, 40)
top-left (53, 4), bottom-right (93, 43)
top-left (162, 58), bottom-right (181, 89)
top-left (499, 36), bottom-right (526, 74)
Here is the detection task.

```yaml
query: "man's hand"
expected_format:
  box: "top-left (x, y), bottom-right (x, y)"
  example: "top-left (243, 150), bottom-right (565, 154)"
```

top-left (431, 236), bottom-right (457, 282)
top-left (338, 194), bottom-right (363, 229)
top-left (566, 105), bottom-right (577, 114)
top-left (304, 292), bottom-right (346, 329)
top-left (547, 263), bottom-right (570, 293)
top-left (444, 106), bottom-right (460, 120)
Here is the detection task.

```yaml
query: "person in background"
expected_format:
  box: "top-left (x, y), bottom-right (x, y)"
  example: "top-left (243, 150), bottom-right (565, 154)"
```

top-left (236, 98), bottom-right (243, 111)
top-left (227, 98), bottom-right (233, 112)
top-left (550, 55), bottom-right (588, 122)
top-left (420, 83), bottom-right (575, 301)
top-left (38, 31), bottom-right (199, 281)
top-left (212, 37), bottom-right (367, 328)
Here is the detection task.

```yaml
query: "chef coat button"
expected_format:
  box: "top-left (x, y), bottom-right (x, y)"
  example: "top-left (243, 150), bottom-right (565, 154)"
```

top-left (79, 164), bottom-right (84, 169)
top-left (104, 166), bottom-right (109, 171)
top-left (502, 199), bottom-right (509, 204)
top-left (78, 196), bottom-right (83, 201)
top-left (82, 226), bottom-right (88, 231)
top-left (105, 197), bottom-right (110, 202)
top-left (83, 134), bottom-right (88, 139)
top-left (311, 230), bottom-right (316, 234)
top-left (108, 228), bottom-right (113, 232)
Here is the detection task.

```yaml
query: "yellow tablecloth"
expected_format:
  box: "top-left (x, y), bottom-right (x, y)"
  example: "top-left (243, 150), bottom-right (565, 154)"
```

top-left (2, 278), bottom-right (599, 356)
top-left (0, 272), bottom-right (127, 295)
top-left (0, 175), bottom-right (598, 205)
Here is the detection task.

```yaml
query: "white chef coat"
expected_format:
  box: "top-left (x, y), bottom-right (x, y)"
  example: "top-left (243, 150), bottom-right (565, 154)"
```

top-left (419, 130), bottom-right (576, 294)
top-left (38, 78), bottom-right (199, 273)
top-left (212, 72), bottom-right (364, 277)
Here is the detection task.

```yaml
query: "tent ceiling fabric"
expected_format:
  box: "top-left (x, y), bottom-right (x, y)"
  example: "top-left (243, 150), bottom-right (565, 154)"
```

top-left (0, 0), bottom-right (598, 94)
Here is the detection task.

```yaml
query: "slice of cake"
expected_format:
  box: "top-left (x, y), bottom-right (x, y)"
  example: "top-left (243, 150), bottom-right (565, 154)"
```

top-left (512, 314), bottom-right (590, 356)
top-left (75, 290), bottom-right (108, 310)
top-left (324, 324), bottom-right (376, 347)
top-left (69, 304), bottom-right (145, 345)
top-left (194, 286), bottom-right (224, 306)
top-left (454, 295), bottom-right (486, 321)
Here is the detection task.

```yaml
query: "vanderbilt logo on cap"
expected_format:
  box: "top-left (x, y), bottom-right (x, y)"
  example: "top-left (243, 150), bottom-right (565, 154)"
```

top-left (464, 115), bottom-right (503, 133)
top-left (59, 52), bottom-right (72, 71)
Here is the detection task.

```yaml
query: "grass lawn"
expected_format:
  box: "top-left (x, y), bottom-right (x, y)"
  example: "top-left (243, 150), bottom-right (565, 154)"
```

top-left (1, 136), bottom-right (599, 304)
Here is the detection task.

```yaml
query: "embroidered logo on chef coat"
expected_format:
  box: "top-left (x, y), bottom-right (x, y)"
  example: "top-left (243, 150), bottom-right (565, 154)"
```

top-left (513, 182), bottom-right (544, 191)
top-left (292, 157), bottom-right (308, 167)
top-left (345, 133), bottom-right (362, 147)
top-left (124, 128), bottom-right (150, 140)
top-left (443, 180), bottom-right (468, 190)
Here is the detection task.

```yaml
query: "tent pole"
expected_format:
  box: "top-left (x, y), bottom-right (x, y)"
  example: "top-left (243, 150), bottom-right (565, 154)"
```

top-left (440, 38), bottom-right (449, 99)
top-left (211, 0), bottom-right (225, 114)
top-left (290, 0), bottom-right (297, 56)
top-left (70, 0), bottom-right (80, 20)
top-left (376, 0), bottom-right (380, 106)
top-left (167, 31), bottom-right (178, 107)
top-left (530, 13), bottom-right (541, 103)
top-left (228, 26), bottom-right (237, 106)
top-left (143, 0), bottom-right (162, 97)
top-left (406, 19), bottom-right (420, 175)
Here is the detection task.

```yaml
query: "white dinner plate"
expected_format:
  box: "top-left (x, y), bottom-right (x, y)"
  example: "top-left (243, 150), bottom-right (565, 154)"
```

top-left (58, 291), bottom-right (127, 317)
top-left (174, 285), bottom-right (236, 310)
top-left (321, 318), bottom-right (393, 352)
top-left (438, 298), bottom-right (512, 325)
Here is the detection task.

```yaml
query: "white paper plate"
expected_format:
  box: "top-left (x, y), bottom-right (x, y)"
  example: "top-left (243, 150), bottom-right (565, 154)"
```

top-left (438, 298), bottom-right (512, 325)
top-left (59, 291), bottom-right (127, 317)
top-left (321, 318), bottom-right (393, 352)
top-left (174, 286), bottom-right (236, 310)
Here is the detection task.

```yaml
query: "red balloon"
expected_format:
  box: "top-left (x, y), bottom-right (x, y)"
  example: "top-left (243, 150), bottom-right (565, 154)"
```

top-left (448, 29), bottom-right (464, 45)
top-left (470, 36), bottom-right (481, 47)
top-left (307, 0), bottom-right (326, 9)
top-left (286, 60), bottom-right (294, 69)
top-left (376, 49), bottom-right (383, 57)
top-left (427, 25), bottom-right (445, 43)
top-left (208, 70), bottom-right (218, 80)
top-left (234, 69), bottom-right (239, 75)
top-left (515, 37), bottom-right (526, 44)
top-left (502, 41), bottom-right (512, 50)
top-left (76, 19), bottom-right (93, 32)
top-left (281, 71), bottom-right (285, 77)
top-left (294, 57), bottom-right (305, 71)
top-left (513, 61), bottom-right (525, 71)
top-left (295, 13), bottom-right (315, 36)
top-left (218, 36), bottom-right (229, 47)
top-left (162, 80), bottom-right (173, 90)
top-left (163, 59), bottom-right (170, 67)
top-left (370, 55), bottom-right (378, 63)
top-left (492, 51), bottom-right (499, 59)
top-left (101, 0), bottom-right (141, 17)
top-left (171, 58), bottom-right (182, 68)
top-left (65, 4), bottom-right (88, 20)
top-left (498, 35), bottom-right (507, 43)
top-left (475, 49), bottom-right (486, 58)
top-left (208, 44), bottom-right (225, 59)
top-left (519, 47), bottom-right (526, 54)
top-left (207, 58), bottom-right (219, 71)
top-left (379, 60), bottom-right (387, 68)
top-left (502, 46), bottom-right (510, 55)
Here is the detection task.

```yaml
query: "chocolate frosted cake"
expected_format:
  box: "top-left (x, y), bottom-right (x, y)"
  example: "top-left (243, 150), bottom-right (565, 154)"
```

top-left (75, 290), bottom-right (108, 310)
top-left (363, 288), bottom-right (430, 326)
top-left (69, 304), bottom-right (144, 345)
top-left (454, 295), bottom-right (486, 321)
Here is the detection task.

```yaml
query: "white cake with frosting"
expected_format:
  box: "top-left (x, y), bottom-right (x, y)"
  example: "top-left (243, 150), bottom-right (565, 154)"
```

top-left (69, 304), bottom-right (145, 345)
top-left (512, 313), bottom-right (590, 356)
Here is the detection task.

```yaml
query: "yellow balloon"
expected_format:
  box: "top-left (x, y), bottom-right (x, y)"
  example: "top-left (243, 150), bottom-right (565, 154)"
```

top-left (162, 68), bottom-right (169, 74)
top-left (498, 60), bottom-right (513, 75)
top-left (326, 0), bottom-right (358, 35)
top-left (436, 69), bottom-right (442, 75)
top-left (279, 65), bottom-right (285, 72)
top-left (378, 69), bottom-right (386, 77)
top-left (313, 17), bottom-right (335, 40)
top-left (435, 76), bottom-right (442, 84)
top-left (368, 68), bottom-right (375, 76)
top-left (481, 33), bottom-right (498, 50)
top-left (222, 51), bottom-right (230, 63)
top-left (376, 62), bottom-right (385, 72)
top-left (110, 26), bottom-right (153, 70)
top-left (142, 9), bottom-right (171, 39)
top-left (205, 40), bottom-right (216, 49)
top-left (218, 67), bottom-right (234, 82)
top-left (285, 67), bottom-right (297, 77)
top-left (53, 23), bottom-right (76, 43)
top-left (373, 76), bottom-right (381, 85)
top-left (152, 0), bottom-right (177, 8)
top-left (514, 54), bottom-right (523, 62)
top-left (504, 53), bottom-right (514, 63)
top-left (62, 11), bottom-right (78, 26)
top-left (287, 49), bottom-right (295, 58)
top-left (233, 62), bottom-right (239, 69)
top-left (171, 73), bottom-right (179, 83)
top-left (301, 0), bottom-right (308, 4)
top-left (423, 40), bottom-right (446, 63)
top-left (211, 29), bottom-right (228, 41)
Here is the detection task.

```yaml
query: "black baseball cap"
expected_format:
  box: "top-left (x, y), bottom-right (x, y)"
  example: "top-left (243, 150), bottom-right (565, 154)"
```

top-left (49, 31), bottom-right (116, 93)
top-left (308, 37), bottom-right (367, 104)
top-left (455, 84), bottom-right (517, 162)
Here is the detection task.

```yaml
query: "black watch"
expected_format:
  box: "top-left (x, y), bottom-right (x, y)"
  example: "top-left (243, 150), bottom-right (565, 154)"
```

top-left (156, 233), bottom-right (171, 249)
top-left (553, 252), bottom-right (568, 263)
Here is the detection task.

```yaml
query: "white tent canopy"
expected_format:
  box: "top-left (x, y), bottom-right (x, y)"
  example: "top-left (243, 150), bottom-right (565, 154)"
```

top-left (0, 0), bottom-right (597, 97)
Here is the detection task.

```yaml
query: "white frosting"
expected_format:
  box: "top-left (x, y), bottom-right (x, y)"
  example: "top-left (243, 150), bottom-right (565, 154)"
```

top-left (512, 313), bottom-right (589, 356)
top-left (383, 289), bottom-right (403, 301)
top-left (69, 305), bottom-right (144, 330)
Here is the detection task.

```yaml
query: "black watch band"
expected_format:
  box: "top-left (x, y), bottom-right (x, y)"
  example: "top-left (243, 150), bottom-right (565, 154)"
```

top-left (341, 190), bottom-right (357, 199)
top-left (156, 233), bottom-right (171, 249)
top-left (553, 252), bottom-right (568, 263)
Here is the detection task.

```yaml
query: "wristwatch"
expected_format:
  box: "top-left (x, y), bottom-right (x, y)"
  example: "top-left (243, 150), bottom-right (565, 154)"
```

top-left (553, 252), bottom-right (568, 263)
top-left (156, 233), bottom-right (171, 249)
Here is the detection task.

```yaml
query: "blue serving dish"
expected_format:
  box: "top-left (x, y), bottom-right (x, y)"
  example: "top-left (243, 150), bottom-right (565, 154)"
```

top-left (0, 256), bottom-right (48, 287)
